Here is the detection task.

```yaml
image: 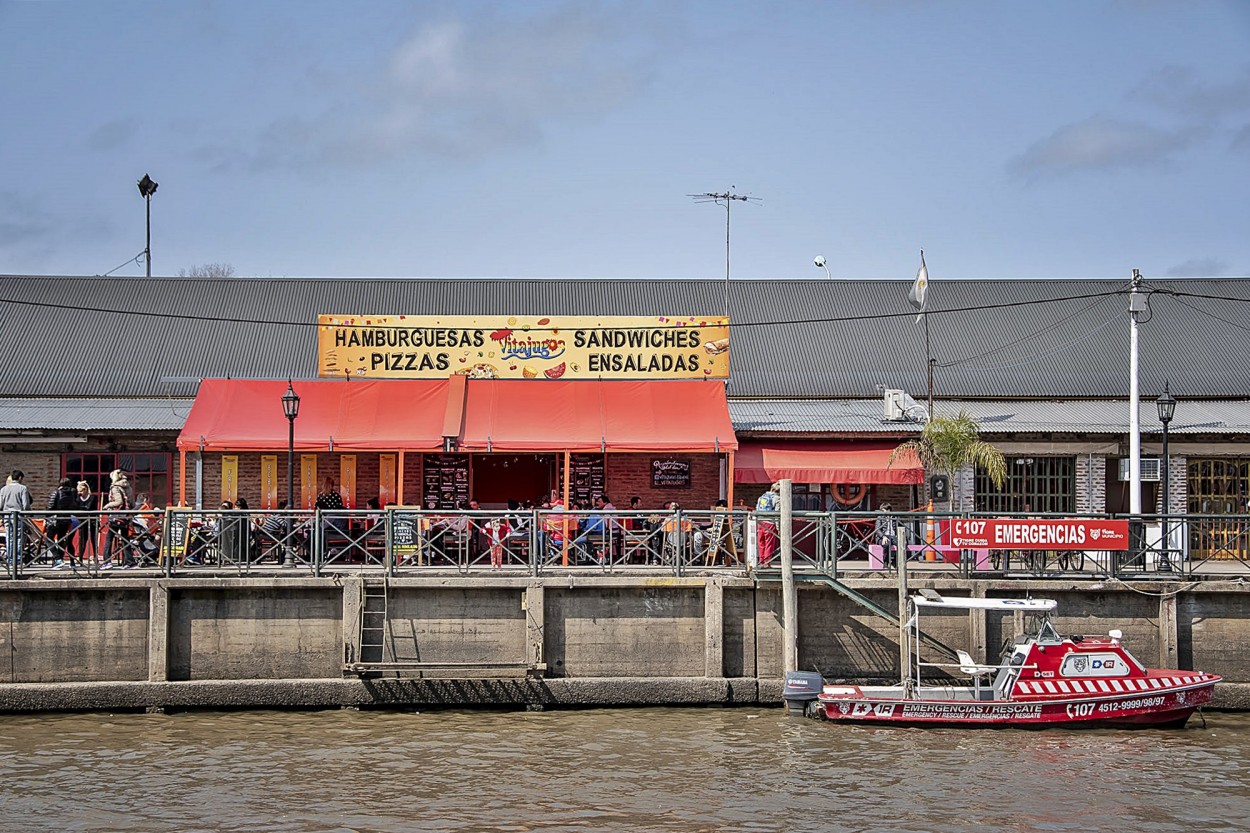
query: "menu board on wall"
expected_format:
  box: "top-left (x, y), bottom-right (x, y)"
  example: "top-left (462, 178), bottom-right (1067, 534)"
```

top-left (422, 454), bottom-right (469, 509)
top-left (651, 458), bottom-right (691, 489)
top-left (562, 454), bottom-right (605, 506)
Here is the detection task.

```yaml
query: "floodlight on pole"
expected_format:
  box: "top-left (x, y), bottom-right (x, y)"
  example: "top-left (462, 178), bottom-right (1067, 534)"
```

top-left (137, 174), bottom-right (158, 278)
top-left (814, 255), bottom-right (831, 280)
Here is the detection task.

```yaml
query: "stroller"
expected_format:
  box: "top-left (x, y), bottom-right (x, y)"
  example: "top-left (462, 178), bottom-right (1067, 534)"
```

top-left (122, 513), bottom-right (163, 567)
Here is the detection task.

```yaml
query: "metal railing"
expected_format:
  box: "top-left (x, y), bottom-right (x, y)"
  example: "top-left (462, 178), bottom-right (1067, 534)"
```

top-left (1, 506), bottom-right (1246, 580)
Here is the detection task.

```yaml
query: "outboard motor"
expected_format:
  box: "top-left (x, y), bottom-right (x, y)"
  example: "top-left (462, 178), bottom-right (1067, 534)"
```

top-left (782, 671), bottom-right (824, 717)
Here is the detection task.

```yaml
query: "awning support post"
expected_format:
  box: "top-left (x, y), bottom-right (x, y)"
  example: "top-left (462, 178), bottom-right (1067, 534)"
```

top-left (397, 450), bottom-right (405, 506)
top-left (562, 450), bottom-right (571, 567)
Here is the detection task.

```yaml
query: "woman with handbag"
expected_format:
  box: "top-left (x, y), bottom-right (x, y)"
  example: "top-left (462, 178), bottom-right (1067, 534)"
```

top-left (101, 469), bottom-right (134, 569)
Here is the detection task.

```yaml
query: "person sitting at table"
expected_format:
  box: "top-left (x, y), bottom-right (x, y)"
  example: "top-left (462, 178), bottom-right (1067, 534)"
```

top-left (258, 499), bottom-right (293, 566)
top-left (694, 499), bottom-right (731, 563)
top-left (572, 495), bottom-right (616, 564)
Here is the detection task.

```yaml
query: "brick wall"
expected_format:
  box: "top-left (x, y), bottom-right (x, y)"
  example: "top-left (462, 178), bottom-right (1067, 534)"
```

top-left (1161, 455), bottom-right (1187, 514)
top-left (607, 453), bottom-right (722, 512)
top-left (0, 451), bottom-right (62, 502)
top-left (199, 451), bottom-right (391, 509)
top-left (2, 443), bottom-right (184, 507)
top-left (1075, 454), bottom-right (1107, 514)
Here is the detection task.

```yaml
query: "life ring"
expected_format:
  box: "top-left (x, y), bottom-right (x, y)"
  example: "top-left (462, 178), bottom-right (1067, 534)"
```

top-left (832, 483), bottom-right (866, 506)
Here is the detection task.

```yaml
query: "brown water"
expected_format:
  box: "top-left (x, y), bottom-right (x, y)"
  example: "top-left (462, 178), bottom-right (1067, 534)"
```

top-left (0, 707), bottom-right (1247, 833)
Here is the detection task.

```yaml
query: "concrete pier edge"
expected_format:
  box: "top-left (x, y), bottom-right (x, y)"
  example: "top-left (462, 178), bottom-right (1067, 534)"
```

top-left (0, 678), bottom-right (1245, 715)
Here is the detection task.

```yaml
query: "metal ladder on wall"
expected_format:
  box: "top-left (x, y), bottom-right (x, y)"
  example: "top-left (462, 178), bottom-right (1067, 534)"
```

top-left (344, 578), bottom-right (547, 678)
top-left (355, 579), bottom-right (391, 672)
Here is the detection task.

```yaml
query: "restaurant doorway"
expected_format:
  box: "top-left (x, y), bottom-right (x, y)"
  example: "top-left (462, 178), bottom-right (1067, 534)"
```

top-left (471, 454), bottom-right (555, 508)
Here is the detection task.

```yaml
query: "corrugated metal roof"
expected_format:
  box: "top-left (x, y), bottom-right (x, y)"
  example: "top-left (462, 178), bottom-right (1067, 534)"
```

top-left (0, 398), bottom-right (192, 431)
top-left (1, 275), bottom-right (1248, 399)
top-left (731, 398), bottom-right (1250, 436)
top-left (4, 394), bottom-right (1246, 437)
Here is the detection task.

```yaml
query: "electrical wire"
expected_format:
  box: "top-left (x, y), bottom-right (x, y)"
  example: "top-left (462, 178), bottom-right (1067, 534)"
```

top-left (938, 289), bottom-right (1124, 369)
top-left (0, 288), bottom-right (1131, 332)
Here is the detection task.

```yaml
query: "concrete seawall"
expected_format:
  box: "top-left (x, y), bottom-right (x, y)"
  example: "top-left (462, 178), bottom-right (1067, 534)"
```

top-left (0, 574), bottom-right (1246, 713)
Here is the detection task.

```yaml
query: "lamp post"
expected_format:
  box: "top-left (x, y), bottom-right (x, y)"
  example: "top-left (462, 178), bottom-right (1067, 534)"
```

top-left (137, 174), bottom-right (158, 278)
top-left (282, 381), bottom-right (300, 514)
top-left (1156, 382), bottom-right (1176, 573)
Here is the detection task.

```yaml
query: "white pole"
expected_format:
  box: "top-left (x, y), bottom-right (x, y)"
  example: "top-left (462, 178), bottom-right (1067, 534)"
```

top-left (1129, 269), bottom-right (1143, 514)
top-left (780, 479), bottom-right (797, 674)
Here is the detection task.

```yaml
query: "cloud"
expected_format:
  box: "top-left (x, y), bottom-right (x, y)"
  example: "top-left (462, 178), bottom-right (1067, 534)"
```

top-left (1164, 258), bottom-right (1230, 278)
top-left (0, 191), bottom-right (59, 248)
top-left (203, 7), bottom-right (663, 173)
top-left (0, 191), bottom-right (111, 269)
top-left (1131, 65), bottom-right (1250, 122)
top-left (86, 118), bottom-right (140, 153)
top-left (1008, 116), bottom-right (1196, 179)
top-left (1010, 65), bottom-right (1250, 179)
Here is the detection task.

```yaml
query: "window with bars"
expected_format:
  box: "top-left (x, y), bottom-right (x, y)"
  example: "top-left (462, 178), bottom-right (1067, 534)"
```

top-left (975, 456), bottom-right (1075, 514)
top-left (62, 452), bottom-right (171, 506)
top-left (1187, 458), bottom-right (1249, 515)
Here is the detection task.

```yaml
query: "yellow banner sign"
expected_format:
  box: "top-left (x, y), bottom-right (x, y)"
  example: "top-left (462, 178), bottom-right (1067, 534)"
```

top-left (317, 315), bottom-right (730, 380)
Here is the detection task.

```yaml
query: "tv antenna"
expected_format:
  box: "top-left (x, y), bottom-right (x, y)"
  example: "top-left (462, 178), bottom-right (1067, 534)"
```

top-left (689, 189), bottom-right (760, 317)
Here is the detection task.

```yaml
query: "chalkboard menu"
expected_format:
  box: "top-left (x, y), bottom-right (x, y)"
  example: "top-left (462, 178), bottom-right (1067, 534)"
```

top-left (651, 458), bottom-right (691, 489)
top-left (392, 513), bottom-right (421, 561)
top-left (563, 454), bottom-right (605, 506)
top-left (422, 454), bottom-right (470, 509)
top-left (165, 512), bottom-right (190, 561)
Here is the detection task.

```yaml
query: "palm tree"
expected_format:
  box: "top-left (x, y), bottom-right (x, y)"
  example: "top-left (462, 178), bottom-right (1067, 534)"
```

top-left (889, 412), bottom-right (1006, 512)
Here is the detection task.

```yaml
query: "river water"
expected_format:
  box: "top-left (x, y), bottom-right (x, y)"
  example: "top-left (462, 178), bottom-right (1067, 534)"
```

top-left (0, 707), bottom-right (1247, 833)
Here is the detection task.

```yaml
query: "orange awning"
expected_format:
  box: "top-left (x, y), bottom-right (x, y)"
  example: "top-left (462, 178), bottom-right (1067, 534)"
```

top-left (734, 440), bottom-right (922, 484)
top-left (459, 379), bottom-right (738, 453)
top-left (176, 379), bottom-right (450, 452)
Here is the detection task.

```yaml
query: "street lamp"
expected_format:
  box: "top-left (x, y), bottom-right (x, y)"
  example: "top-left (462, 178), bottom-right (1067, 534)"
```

top-left (1156, 381), bottom-right (1176, 573)
top-left (282, 380), bottom-right (300, 514)
top-left (137, 174), bottom-right (158, 278)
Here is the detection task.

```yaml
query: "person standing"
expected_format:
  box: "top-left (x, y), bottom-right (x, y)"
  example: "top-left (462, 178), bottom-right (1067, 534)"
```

top-left (875, 502), bottom-right (898, 568)
top-left (46, 477), bottom-right (79, 568)
top-left (101, 469), bottom-right (134, 569)
top-left (316, 476), bottom-right (346, 529)
top-left (1, 470), bottom-right (33, 565)
top-left (75, 480), bottom-right (99, 563)
top-left (755, 482), bottom-right (781, 568)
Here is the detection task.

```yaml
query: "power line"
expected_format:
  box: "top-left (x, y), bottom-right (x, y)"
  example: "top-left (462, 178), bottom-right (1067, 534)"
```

top-left (938, 286), bottom-right (1125, 369)
top-left (0, 288), bottom-right (1130, 332)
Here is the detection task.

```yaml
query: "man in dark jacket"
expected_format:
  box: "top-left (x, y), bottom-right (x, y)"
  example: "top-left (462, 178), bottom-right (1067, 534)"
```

top-left (46, 477), bottom-right (79, 566)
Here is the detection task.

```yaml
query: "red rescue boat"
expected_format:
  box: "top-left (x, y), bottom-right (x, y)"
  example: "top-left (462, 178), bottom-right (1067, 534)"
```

top-left (784, 594), bottom-right (1219, 728)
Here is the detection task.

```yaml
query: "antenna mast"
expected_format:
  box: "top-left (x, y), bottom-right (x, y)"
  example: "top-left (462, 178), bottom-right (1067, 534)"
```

top-left (689, 190), bottom-right (759, 318)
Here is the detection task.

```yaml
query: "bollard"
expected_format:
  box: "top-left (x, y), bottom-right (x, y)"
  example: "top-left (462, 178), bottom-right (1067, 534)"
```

top-left (925, 499), bottom-right (937, 561)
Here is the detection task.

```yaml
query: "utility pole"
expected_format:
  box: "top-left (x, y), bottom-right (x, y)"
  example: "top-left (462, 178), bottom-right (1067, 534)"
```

top-left (689, 190), bottom-right (758, 319)
top-left (1128, 269), bottom-right (1145, 514)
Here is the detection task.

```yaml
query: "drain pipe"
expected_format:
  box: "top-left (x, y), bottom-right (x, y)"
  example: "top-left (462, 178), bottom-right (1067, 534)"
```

top-left (780, 478), bottom-right (797, 674)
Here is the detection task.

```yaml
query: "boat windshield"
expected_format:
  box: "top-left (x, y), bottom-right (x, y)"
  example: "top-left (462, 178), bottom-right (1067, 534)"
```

top-left (1033, 615), bottom-right (1062, 645)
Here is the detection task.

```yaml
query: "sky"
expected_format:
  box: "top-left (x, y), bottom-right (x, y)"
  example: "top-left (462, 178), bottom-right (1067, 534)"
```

top-left (2, 0), bottom-right (1249, 282)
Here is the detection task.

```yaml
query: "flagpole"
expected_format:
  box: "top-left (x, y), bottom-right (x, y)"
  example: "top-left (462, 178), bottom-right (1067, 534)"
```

top-left (925, 316), bottom-right (933, 419)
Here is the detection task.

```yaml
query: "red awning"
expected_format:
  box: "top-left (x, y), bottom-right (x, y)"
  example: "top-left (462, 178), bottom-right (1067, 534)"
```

top-left (176, 379), bottom-right (450, 452)
top-left (734, 440), bottom-right (922, 484)
top-left (459, 379), bottom-right (738, 453)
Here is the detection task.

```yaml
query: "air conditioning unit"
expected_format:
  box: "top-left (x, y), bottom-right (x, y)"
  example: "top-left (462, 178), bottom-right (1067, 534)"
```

top-left (883, 389), bottom-right (906, 421)
top-left (1118, 458), bottom-right (1161, 482)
